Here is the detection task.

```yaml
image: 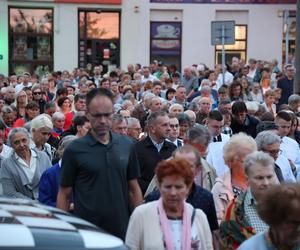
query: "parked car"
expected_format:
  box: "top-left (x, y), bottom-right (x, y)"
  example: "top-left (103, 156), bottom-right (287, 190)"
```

top-left (0, 196), bottom-right (128, 250)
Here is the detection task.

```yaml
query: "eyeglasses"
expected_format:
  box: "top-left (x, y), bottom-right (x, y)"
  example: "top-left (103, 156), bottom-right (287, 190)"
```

top-left (33, 92), bottom-right (42, 95)
top-left (128, 127), bottom-right (142, 131)
top-left (263, 148), bottom-right (282, 156)
top-left (89, 112), bottom-right (114, 119)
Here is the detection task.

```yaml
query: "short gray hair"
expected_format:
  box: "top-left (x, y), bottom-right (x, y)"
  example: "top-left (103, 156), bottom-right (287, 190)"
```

top-left (127, 117), bottom-right (140, 128)
top-left (7, 127), bottom-right (30, 147)
top-left (52, 112), bottom-right (65, 121)
top-left (169, 103), bottom-right (183, 113)
top-left (255, 131), bottom-right (281, 150)
top-left (187, 125), bottom-right (212, 147)
top-left (288, 94), bottom-right (300, 105)
top-left (244, 151), bottom-right (274, 175)
top-left (200, 79), bottom-right (211, 87)
top-left (2, 105), bottom-right (14, 114)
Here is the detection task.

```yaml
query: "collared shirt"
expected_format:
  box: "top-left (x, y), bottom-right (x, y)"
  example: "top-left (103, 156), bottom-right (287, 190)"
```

top-left (166, 138), bottom-right (183, 148)
top-left (221, 126), bottom-right (233, 137)
top-left (244, 189), bottom-right (268, 233)
top-left (15, 149), bottom-right (37, 183)
top-left (30, 140), bottom-right (52, 161)
top-left (149, 135), bottom-right (164, 152)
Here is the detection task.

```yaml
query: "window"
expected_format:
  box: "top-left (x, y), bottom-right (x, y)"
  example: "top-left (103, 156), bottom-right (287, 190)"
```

top-left (282, 10), bottom-right (296, 65)
top-left (150, 21), bottom-right (182, 71)
top-left (78, 10), bottom-right (120, 72)
top-left (215, 25), bottom-right (247, 65)
top-left (9, 7), bottom-right (53, 76)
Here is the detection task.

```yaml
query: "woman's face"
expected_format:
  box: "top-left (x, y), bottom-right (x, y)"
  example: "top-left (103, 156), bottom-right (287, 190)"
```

top-left (233, 85), bottom-right (241, 97)
top-left (62, 99), bottom-right (71, 110)
top-left (228, 147), bottom-right (254, 171)
top-left (25, 90), bottom-right (33, 101)
top-left (179, 122), bottom-right (190, 135)
top-left (17, 91), bottom-right (27, 104)
top-left (159, 175), bottom-right (190, 212)
top-left (167, 92), bottom-right (175, 101)
top-left (11, 132), bottom-right (30, 156)
top-left (32, 88), bottom-right (42, 101)
top-left (241, 79), bottom-right (248, 90)
top-left (266, 95), bottom-right (275, 105)
top-left (26, 108), bottom-right (40, 120)
top-left (53, 118), bottom-right (65, 130)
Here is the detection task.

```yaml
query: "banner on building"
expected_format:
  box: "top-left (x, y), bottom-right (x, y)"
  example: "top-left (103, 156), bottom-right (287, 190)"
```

top-left (150, 0), bottom-right (295, 3)
top-left (54, 0), bottom-right (121, 4)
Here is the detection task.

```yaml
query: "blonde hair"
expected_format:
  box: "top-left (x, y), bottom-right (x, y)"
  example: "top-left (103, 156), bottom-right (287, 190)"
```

top-left (30, 114), bottom-right (53, 132)
top-left (223, 133), bottom-right (257, 164)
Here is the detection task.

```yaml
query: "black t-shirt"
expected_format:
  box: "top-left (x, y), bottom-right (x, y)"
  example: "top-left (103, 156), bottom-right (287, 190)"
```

top-left (277, 76), bottom-right (293, 105)
top-left (60, 132), bottom-right (140, 240)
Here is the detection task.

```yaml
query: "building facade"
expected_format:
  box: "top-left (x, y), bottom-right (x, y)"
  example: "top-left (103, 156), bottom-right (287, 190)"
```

top-left (0, 0), bottom-right (296, 76)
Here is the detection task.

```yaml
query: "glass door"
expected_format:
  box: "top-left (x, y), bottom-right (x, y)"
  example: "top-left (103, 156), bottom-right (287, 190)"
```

top-left (78, 10), bottom-right (120, 73)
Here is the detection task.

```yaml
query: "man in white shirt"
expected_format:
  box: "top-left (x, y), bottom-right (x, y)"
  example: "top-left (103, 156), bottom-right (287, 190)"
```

top-left (215, 64), bottom-right (234, 89)
top-left (141, 66), bottom-right (158, 84)
top-left (247, 58), bottom-right (257, 82)
top-left (206, 110), bottom-right (230, 176)
top-left (256, 130), bottom-right (296, 183)
top-left (275, 111), bottom-right (300, 176)
top-left (15, 72), bottom-right (32, 93)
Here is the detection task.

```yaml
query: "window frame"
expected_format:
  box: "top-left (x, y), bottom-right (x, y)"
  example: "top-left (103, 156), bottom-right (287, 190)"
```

top-left (77, 8), bottom-right (121, 70)
top-left (214, 24), bottom-right (247, 65)
top-left (8, 6), bottom-right (54, 75)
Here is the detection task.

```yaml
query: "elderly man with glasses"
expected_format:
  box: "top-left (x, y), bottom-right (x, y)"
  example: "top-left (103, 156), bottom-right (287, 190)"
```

top-left (256, 130), bottom-right (296, 183)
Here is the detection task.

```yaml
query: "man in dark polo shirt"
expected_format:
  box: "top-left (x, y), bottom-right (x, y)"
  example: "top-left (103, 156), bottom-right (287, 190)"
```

top-left (57, 88), bottom-right (142, 240)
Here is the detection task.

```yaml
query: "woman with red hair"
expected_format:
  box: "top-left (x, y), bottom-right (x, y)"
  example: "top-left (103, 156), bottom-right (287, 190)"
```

top-left (126, 158), bottom-right (213, 250)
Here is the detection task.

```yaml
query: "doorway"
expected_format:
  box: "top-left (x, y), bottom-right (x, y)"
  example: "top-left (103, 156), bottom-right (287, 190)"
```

top-left (78, 10), bottom-right (120, 73)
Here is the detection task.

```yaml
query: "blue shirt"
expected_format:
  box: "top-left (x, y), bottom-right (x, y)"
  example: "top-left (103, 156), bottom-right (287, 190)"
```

top-left (39, 163), bottom-right (61, 207)
top-left (238, 232), bottom-right (300, 250)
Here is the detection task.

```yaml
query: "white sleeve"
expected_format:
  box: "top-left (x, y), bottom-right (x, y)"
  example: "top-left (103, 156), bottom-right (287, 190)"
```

top-left (125, 206), bottom-right (143, 250)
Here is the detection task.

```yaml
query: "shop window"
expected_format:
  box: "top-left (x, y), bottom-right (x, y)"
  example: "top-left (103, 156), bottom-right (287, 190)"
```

top-left (282, 10), bottom-right (296, 65)
top-left (215, 25), bottom-right (247, 65)
top-left (150, 21), bottom-right (182, 72)
top-left (9, 7), bottom-right (53, 76)
top-left (78, 10), bottom-right (120, 72)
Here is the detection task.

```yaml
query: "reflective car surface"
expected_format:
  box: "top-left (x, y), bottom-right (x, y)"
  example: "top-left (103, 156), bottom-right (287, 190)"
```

top-left (0, 197), bottom-right (128, 250)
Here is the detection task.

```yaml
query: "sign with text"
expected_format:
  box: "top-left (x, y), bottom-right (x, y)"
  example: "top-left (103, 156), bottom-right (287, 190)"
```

top-left (150, 0), bottom-right (295, 3)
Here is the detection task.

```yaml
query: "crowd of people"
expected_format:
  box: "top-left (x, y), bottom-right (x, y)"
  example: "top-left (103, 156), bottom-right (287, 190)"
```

top-left (0, 57), bottom-right (299, 249)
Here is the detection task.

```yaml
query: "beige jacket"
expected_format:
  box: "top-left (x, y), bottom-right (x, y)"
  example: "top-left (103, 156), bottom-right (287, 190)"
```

top-left (126, 201), bottom-right (213, 250)
top-left (211, 171), bottom-right (234, 224)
